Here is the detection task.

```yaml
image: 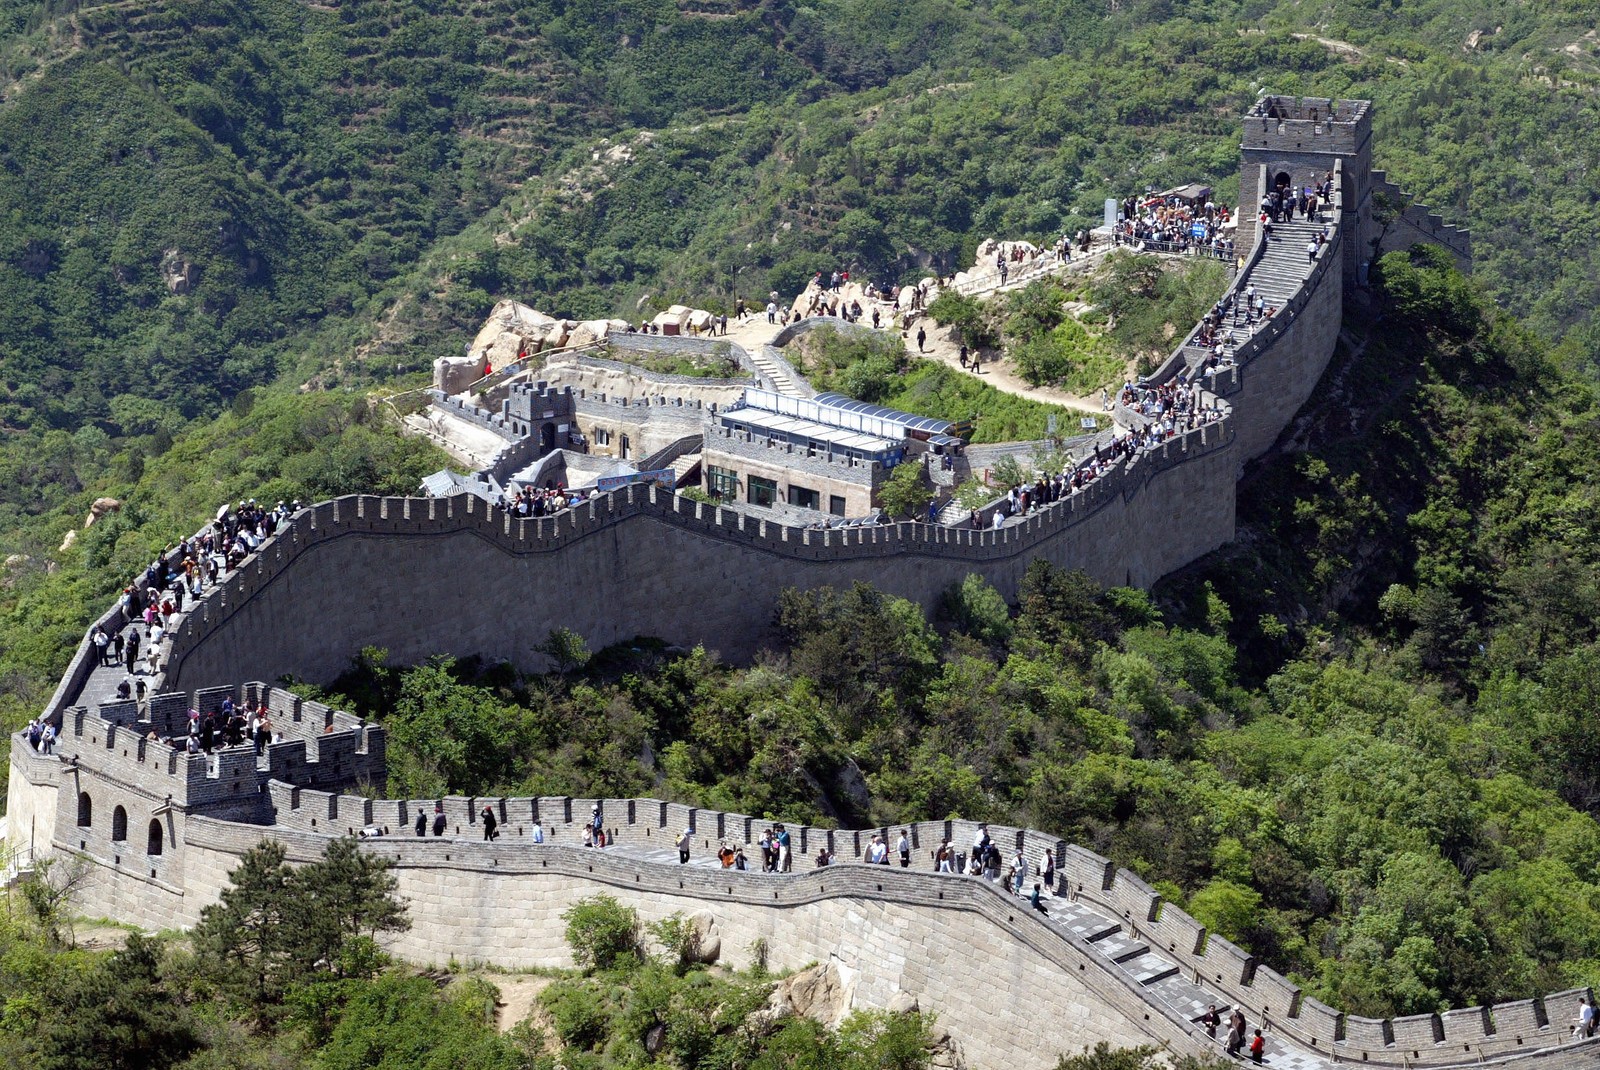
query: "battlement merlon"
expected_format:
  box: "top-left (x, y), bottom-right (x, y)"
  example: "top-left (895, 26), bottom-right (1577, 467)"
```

top-left (1243, 96), bottom-right (1372, 154)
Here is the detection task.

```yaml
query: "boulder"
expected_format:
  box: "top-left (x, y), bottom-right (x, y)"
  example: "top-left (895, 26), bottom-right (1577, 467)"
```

top-left (766, 961), bottom-right (854, 1028)
top-left (685, 910), bottom-right (721, 965)
top-left (58, 529), bottom-right (78, 553)
top-left (834, 759), bottom-right (871, 814)
top-left (160, 248), bottom-right (199, 295)
top-left (927, 1022), bottom-right (966, 1069)
top-left (652, 305), bottom-right (694, 330)
top-left (2, 553), bottom-right (30, 589)
top-left (687, 309), bottom-right (714, 331)
top-left (434, 355), bottom-right (482, 396)
top-left (887, 992), bottom-right (920, 1015)
top-left (84, 497), bottom-right (121, 528)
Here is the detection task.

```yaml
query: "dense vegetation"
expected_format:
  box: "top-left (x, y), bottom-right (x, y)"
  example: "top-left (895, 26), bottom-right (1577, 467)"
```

top-left (789, 326), bottom-right (1097, 442)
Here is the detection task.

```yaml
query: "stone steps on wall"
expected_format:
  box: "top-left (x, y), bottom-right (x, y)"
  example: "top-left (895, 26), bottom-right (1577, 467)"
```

top-left (1241, 219), bottom-right (1329, 307)
top-left (1088, 927), bottom-right (1151, 963)
top-left (1122, 950), bottom-right (1182, 985)
top-left (670, 452), bottom-right (702, 487)
top-left (746, 346), bottom-right (798, 394)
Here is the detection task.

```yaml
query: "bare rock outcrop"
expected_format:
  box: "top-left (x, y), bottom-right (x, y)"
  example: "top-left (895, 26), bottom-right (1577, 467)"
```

top-left (160, 248), bottom-right (200, 295)
top-left (764, 960), bottom-right (855, 1028)
top-left (84, 497), bottom-right (121, 528)
top-left (684, 910), bottom-right (722, 965)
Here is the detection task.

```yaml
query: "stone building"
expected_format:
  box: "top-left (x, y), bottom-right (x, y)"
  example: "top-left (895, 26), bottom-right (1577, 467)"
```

top-left (702, 389), bottom-right (959, 517)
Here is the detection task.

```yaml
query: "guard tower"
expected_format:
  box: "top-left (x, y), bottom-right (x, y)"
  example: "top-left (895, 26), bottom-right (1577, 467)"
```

top-left (1237, 96), bottom-right (1374, 284)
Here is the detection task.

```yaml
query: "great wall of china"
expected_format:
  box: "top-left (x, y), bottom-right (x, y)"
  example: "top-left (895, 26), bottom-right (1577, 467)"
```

top-left (13, 98), bottom-right (1590, 1070)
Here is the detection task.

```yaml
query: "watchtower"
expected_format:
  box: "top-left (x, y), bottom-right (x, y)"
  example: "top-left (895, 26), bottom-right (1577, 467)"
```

top-left (1236, 95), bottom-right (1373, 284)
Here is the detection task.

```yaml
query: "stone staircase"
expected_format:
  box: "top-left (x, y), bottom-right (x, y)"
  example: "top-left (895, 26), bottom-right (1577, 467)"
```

top-left (1244, 217), bottom-right (1327, 309)
top-left (1014, 893), bottom-right (1326, 1070)
top-left (749, 344), bottom-right (799, 394)
top-left (669, 451), bottom-right (701, 488)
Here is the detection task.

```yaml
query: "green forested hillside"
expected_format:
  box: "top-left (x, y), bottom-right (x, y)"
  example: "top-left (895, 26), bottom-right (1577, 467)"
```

top-left (3, 0), bottom-right (1600, 1059)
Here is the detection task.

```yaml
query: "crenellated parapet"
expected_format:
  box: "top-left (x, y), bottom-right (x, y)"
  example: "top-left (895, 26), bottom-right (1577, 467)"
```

top-left (20, 672), bottom-right (1597, 1070)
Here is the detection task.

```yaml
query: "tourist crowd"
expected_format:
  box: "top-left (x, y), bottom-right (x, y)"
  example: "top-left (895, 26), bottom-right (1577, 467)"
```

top-left (138, 697), bottom-right (280, 756)
top-left (500, 483), bottom-right (586, 518)
top-left (1114, 192), bottom-right (1236, 259)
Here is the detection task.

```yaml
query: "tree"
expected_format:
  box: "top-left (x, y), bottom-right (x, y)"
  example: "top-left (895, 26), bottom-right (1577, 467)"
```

top-left (30, 933), bottom-right (200, 1070)
top-left (562, 895), bottom-right (642, 973)
top-left (927, 289), bottom-right (997, 350)
top-left (17, 854), bottom-right (93, 948)
top-left (540, 626), bottom-right (592, 674)
top-left (943, 573), bottom-right (1013, 646)
top-left (193, 837), bottom-right (409, 1013)
top-left (878, 460), bottom-right (932, 519)
top-left (317, 974), bottom-right (527, 1070)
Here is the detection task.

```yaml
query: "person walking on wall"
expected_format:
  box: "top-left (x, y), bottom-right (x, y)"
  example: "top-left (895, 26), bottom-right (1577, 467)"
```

top-left (677, 828), bottom-right (692, 864)
top-left (432, 802), bottom-right (447, 837)
top-left (481, 805), bottom-right (499, 841)
top-left (1225, 1010), bottom-right (1246, 1058)
top-left (1029, 883), bottom-right (1049, 916)
top-left (414, 808), bottom-right (427, 836)
top-left (916, 326), bottom-right (926, 353)
top-left (1576, 996), bottom-right (1596, 1038)
top-left (1200, 1004), bottom-right (1221, 1040)
top-left (1249, 1029), bottom-right (1265, 1064)
top-left (776, 824), bottom-right (792, 872)
top-left (897, 829), bottom-right (910, 868)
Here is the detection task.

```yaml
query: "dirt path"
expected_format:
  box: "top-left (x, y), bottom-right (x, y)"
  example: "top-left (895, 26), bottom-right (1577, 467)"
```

top-left (488, 974), bottom-right (555, 1034)
top-left (909, 320), bottom-right (1113, 415)
top-left (720, 304), bottom-right (1114, 415)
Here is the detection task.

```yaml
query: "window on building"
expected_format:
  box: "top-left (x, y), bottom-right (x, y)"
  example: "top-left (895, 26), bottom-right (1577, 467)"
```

top-left (748, 476), bottom-right (777, 508)
top-left (829, 495), bottom-right (847, 517)
top-left (147, 819), bottom-right (163, 856)
top-left (112, 806), bottom-right (127, 842)
top-left (77, 792), bottom-right (92, 828)
top-left (706, 465), bottom-right (739, 501)
top-left (788, 485), bottom-right (820, 511)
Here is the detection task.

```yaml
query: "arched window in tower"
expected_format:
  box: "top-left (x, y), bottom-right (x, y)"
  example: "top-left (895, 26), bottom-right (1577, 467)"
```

top-left (76, 792), bottom-right (92, 828)
top-left (112, 806), bottom-right (128, 841)
top-left (147, 820), bottom-right (163, 856)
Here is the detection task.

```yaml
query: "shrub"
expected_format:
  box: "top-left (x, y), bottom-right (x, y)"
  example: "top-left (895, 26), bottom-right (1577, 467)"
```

top-left (538, 982), bottom-right (611, 1050)
top-left (562, 895), bottom-right (641, 973)
top-left (647, 912), bottom-right (702, 975)
top-left (927, 289), bottom-right (997, 349)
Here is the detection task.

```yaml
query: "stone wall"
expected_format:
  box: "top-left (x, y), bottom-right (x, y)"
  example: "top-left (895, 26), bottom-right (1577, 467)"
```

top-left (155, 416), bottom-right (1234, 691)
top-left (171, 818), bottom-right (1187, 1070)
top-left (1368, 172), bottom-right (1473, 274)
